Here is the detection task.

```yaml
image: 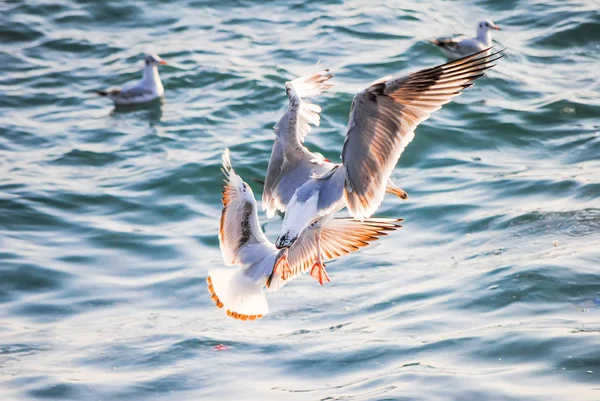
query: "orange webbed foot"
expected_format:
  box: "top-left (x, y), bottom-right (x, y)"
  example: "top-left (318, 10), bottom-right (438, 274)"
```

top-left (274, 250), bottom-right (291, 280)
top-left (310, 261), bottom-right (330, 286)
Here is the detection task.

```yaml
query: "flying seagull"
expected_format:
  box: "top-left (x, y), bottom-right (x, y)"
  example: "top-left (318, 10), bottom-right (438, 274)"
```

top-left (207, 149), bottom-right (403, 321)
top-left (263, 70), bottom-right (408, 219)
top-left (261, 70), bottom-right (409, 284)
top-left (274, 48), bottom-right (503, 283)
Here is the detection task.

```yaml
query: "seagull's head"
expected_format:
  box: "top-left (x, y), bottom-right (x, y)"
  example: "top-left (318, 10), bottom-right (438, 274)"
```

top-left (477, 20), bottom-right (501, 34)
top-left (275, 213), bottom-right (316, 249)
top-left (144, 53), bottom-right (167, 67)
top-left (275, 231), bottom-right (298, 249)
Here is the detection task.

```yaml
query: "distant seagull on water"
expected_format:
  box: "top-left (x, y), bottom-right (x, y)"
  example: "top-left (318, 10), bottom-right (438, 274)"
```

top-left (94, 53), bottom-right (167, 105)
top-left (429, 20), bottom-right (501, 60)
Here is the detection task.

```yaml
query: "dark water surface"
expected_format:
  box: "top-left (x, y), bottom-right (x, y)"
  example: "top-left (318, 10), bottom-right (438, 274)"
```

top-left (1, 0), bottom-right (600, 400)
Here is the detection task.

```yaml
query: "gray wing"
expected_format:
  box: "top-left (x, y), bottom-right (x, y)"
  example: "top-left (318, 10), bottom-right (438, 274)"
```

top-left (118, 83), bottom-right (153, 99)
top-left (264, 147), bottom-right (333, 218)
top-left (263, 71), bottom-right (333, 217)
top-left (341, 48), bottom-right (502, 220)
top-left (263, 138), bottom-right (285, 217)
top-left (456, 38), bottom-right (488, 53)
top-left (430, 36), bottom-right (464, 52)
top-left (219, 149), bottom-right (270, 266)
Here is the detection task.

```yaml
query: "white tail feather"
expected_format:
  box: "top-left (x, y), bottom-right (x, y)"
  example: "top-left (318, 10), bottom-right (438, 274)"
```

top-left (207, 269), bottom-right (268, 321)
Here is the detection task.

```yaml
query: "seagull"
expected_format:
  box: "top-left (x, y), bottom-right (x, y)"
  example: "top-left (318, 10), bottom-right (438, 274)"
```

top-left (261, 71), bottom-right (408, 284)
top-left (263, 70), bottom-right (408, 220)
top-left (94, 53), bottom-right (167, 105)
top-left (207, 149), bottom-right (403, 321)
top-left (429, 20), bottom-right (501, 60)
top-left (274, 49), bottom-right (503, 283)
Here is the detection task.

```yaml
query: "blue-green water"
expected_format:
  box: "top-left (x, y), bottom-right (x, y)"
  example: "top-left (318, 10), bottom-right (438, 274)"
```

top-left (2, 0), bottom-right (600, 400)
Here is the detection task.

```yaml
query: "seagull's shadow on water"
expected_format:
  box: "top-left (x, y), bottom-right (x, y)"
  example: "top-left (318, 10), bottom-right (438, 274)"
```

top-left (109, 98), bottom-right (164, 126)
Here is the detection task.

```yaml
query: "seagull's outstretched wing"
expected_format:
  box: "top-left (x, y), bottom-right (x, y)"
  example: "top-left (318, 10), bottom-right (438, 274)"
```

top-left (267, 217), bottom-right (403, 291)
top-left (219, 149), bottom-right (270, 266)
top-left (341, 48), bottom-right (502, 220)
top-left (276, 69), bottom-right (334, 147)
top-left (263, 70), bottom-right (334, 217)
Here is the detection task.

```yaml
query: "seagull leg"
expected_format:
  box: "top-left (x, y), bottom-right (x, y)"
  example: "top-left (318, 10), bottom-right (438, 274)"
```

top-left (310, 230), bottom-right (330, 285)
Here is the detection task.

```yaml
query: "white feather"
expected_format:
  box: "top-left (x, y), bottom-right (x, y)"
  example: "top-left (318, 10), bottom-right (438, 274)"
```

top-left (277, 189), bottom-right (320, 247)
top-left (208, 268), bottom-right (269, 317)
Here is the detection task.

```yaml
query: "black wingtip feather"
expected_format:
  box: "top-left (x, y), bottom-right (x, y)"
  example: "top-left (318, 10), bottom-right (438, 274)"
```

top-left (438, 46), bottom-right (502, 70)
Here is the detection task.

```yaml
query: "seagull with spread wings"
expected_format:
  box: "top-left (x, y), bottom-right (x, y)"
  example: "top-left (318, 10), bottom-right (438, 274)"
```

top-left (207, 149), bottom-right (403, 321)
top-left (263, 70), bottom-right (408, 219)
top-left (274, 48), bottom-right (503, 284)
top-left (261, 70), bottom-right (408, 284)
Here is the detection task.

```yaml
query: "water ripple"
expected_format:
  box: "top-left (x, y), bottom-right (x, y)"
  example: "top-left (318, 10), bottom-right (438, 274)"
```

top-left (1, 0), bottom-right (599, 400)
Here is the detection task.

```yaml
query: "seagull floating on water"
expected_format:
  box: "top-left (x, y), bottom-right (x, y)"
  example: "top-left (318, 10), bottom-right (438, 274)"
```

top-left (429, 20), bottom-right (501, 60)
top-left (262, 70), bottom-right (408, 284)
top-left (94, 53), bottom-right (167, 105)
top-left (273, 49), bottom-right (502, 282)
top-left (207, 149), bottom-right (403, 321)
